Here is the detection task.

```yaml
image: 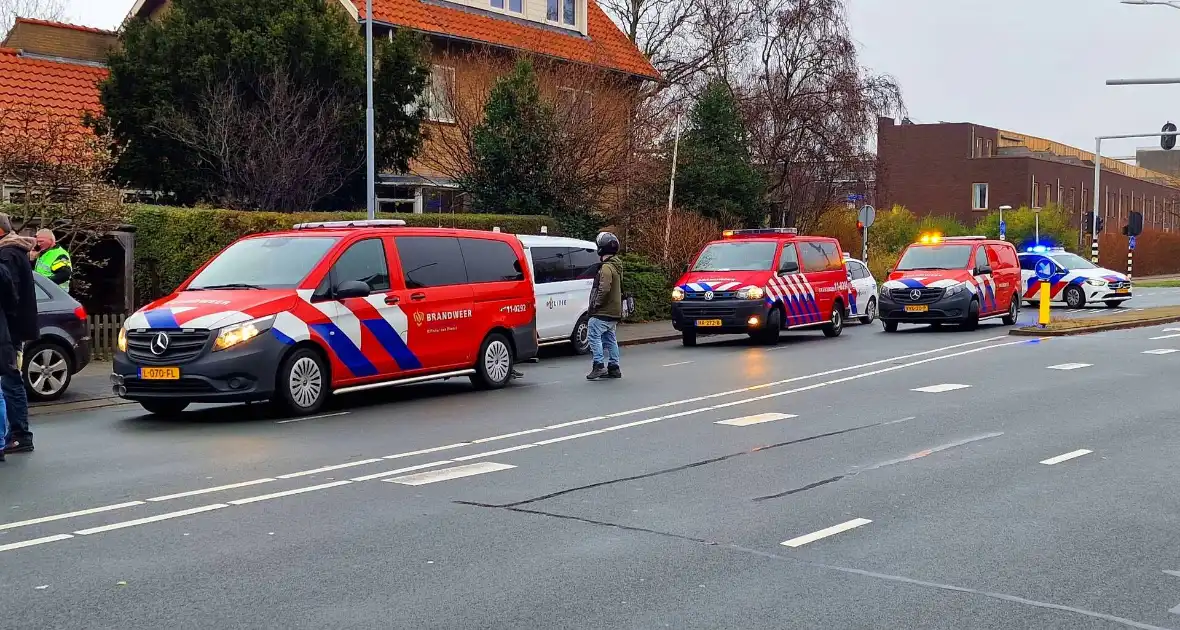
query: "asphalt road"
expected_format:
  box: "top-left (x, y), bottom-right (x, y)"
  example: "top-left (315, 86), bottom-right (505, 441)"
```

top-left (4, 304), bottom-right (1180, 629)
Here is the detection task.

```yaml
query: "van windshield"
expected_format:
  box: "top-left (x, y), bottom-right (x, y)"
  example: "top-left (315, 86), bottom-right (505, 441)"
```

top-left (691, 242), bottom-right (778, 272)
top-left (187, 236), bottom-right (339, 290)
top-left (895, 244), bottom-right (973, 271)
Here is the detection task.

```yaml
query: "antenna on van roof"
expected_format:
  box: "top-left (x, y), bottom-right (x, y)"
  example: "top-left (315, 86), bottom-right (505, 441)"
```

top-left (540, 225), bottom-right (548, 235)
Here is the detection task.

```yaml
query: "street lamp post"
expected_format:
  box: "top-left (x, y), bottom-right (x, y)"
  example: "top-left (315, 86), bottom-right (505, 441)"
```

top-left (1121, 0), bottom-right (1180, 8)
top-left (365, 0), bottom-right (376, 220)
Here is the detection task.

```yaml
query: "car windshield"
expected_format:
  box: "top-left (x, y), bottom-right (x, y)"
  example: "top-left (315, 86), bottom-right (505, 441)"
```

top-left (895, 244), bottom-right (973, 271)
top-left (1050, 253), bottom-right (1097, 270)
top-left (691, 242), bottom-right (778, 272)
top-left (187, 236), bottom-right (339, 290)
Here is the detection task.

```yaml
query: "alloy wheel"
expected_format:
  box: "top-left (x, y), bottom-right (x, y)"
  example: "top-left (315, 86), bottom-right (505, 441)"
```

top-left (289, 356), bottom-right (323, 410)
top-left (485, 340), bottom-right (511, 383)
top-left (28, 348), bottom-right (68, 396)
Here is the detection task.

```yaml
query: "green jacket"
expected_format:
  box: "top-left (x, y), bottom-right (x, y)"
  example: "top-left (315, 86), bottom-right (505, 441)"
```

top-left (589, 257), bottom-right (623, 320)
top-left (35, 245), bottom-right (71, 292)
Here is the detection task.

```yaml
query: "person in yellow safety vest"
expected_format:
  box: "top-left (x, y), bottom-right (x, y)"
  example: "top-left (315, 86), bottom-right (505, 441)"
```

top-left (32, 229), bottom-right (71, 293)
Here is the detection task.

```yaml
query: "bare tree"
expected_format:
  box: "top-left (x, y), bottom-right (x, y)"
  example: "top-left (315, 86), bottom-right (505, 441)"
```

top-left (0, 0), bottom-right (66, 33)
top-left (159, 71), bottom-right (362, 212)
top-left (0, 104), bottom-right (127, 299)
top-left (738, 0), bottom-right (903, 230)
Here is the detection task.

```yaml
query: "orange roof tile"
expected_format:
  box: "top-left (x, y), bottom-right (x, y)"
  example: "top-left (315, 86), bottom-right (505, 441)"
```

top-left (0, 47), bottom-right (106, 128)
top-left (362, 0), bottom-right (660, 80)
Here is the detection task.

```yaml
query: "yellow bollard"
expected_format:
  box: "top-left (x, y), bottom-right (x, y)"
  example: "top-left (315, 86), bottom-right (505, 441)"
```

top-left (1038, 281), bottom-right (1051, 326)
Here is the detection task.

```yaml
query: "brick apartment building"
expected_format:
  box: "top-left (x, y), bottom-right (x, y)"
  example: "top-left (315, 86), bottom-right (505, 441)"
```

top-left (875, 117), bottom-right (1180, 240)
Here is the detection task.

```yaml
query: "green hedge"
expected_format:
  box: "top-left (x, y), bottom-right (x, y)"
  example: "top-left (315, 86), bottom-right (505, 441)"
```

top-left (128, 205), bottom-right (556, 303)
top-left (617, 253), bottom-right (673, 322)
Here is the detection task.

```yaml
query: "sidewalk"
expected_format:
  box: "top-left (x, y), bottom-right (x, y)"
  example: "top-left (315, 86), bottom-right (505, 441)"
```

top-left (30, 322), bottom-right (682, 417)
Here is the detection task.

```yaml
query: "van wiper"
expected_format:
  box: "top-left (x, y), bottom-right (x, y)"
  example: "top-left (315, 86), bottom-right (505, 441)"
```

top-left (192, 283), bottom-right (266, 290)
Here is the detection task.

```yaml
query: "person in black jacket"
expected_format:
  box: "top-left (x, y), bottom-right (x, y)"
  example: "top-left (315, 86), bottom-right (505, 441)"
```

top-left (0, 261), bottom-right (17, 462)
top-left (0, 215), bottom-right (36, 454)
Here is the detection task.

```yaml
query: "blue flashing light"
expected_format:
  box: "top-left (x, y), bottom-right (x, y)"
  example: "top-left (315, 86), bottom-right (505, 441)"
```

top-left (1026, 245), bottom-right (1048, 253)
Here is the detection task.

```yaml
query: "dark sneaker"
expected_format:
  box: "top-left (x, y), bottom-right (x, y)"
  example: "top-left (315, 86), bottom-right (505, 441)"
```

top-left (0, 450), bottom-right (5, 462)
top-left (606, 365), bottom-right (622, 379)
top-left (4, 440), bottom-right (33, 454)
top-left (510, 369), bottom-right (524, 379)
top-left (586, 363), bottom-right (607, 380)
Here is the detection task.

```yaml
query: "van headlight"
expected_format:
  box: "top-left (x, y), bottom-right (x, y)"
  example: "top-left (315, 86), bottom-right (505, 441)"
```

top-left (117, 327), bottom-right (127, 352)
top-left (944, 282), bottom-right (967, 297)
top-left (736, 286), bottom-right (765, 300)
top-left (1085, 278), bottom-right (1107, 287)
top-left (671, 287), bottom-right (685, 301)
top-left (213, 316), bottom-right (275, 352)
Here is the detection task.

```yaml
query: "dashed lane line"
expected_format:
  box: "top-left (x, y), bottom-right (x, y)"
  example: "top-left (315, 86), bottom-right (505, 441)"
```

top-left (148, 479), bottom-right (276, 502)
top-left (1143, 349), bottom-right (1179, 355)
top-left (0, 336), bottom-right (1022, 540)
top-left (0, 534), bottom-right (74, 552)
top-left (0, 501), bottom-right (145, 531)
top-left (275, 411), bottom-right (350, 424)
top-left (228, 480), bottom-right (353, 505)
top-left (781, 518), bottom-right (872, 548)
top-left (276, 459), bottom-right (383, 479)
top-left (74, 504), bottom-right (229, 536)
top-left (1039, 449), bottom-right (1092, 466)
top-left (385, 462), bottom-right (516, 486)
top-left (911, 383), bottom-right (971, 393)
top-left (1149, 333), bottom-right (1180, 340)
top-left (716, 413), bottom-right (797, 427)
top-left (1046, 363), bottom-right (1092, 371)
top-left (350, 460), bottom-right (454, 482)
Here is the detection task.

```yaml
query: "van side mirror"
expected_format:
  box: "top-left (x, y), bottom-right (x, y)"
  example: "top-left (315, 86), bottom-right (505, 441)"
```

top-left (334, 280), bottom-right (371, 299)
top-left (778, 260), bottom-right (799, 275)
top-left (975, 265), bottom-right (993, 276)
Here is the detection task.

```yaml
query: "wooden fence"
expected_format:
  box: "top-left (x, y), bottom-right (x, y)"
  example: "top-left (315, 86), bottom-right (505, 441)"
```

top-left (88, 313), bottom-right (125, 361)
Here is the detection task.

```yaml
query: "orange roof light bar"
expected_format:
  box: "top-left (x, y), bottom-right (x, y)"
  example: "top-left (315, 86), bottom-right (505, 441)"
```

top-left (918, 233), bottom-right (942, 245)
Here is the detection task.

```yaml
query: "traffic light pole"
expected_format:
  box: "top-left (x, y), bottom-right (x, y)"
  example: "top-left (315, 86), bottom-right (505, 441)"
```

top-left (1090, 130), bottom-right (1180, 263)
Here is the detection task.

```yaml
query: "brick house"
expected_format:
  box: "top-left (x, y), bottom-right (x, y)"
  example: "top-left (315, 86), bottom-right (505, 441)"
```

top-left (130, 0), bottom-right (661, 214)
top-left (875, 117), bottom-right (1180, 242)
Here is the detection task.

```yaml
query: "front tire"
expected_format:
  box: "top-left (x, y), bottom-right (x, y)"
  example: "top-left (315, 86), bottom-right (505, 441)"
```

top-left (23, 341), bottom-right (73, 402)
top-left (1064, 285), bottom-right (1085, 309)
top-left (274, 347), bottom-right (328, 415)
top-left (822, 303), bottom-right (844, 338)
top-left (1104, 300), bottom-right (1124, 309)
top-left (962, 299), bottom-right (980, 331)
top-left (859, 298), bottom-right (877, 325)
top-left (471, 333), bottom-right (514, 390)
top-left (140, 400), bottom-right (190, 416)
top-left (752, 307), bottom-right (782, 345)
top-left (1001, 295), bottom-right (1020, 325)
top-left (571, 314), bottom-right (591, 355)
top-left (682, 330), bottom-right (697, 347)
top-left (882, 320), bottom-right (898, 332)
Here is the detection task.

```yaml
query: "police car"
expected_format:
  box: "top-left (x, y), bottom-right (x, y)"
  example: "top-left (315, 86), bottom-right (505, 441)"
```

top-left (1018, 246), bottom-right (1132, 309)
top-left (843, 255), bottom-right (879, 324)
top-left (111, 220), bottom-right (539, 416)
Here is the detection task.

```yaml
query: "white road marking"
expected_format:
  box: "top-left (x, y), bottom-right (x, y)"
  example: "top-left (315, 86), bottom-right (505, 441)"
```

top-left (1046, 363), bottom-right (1092, 371)
top-left (715, 412), bottom-right (798, 427)
top-left (275, 411), bottom-right (350, 424)
top-left (1143, 349), bottom-right (1179, 355)
top-left (1162, 328), bottom-right (1180, 332)
top-left (74, 504), bottom-right (229, 535)
top-left (1039, 449), bottom-right (1092, 466)
top-left (350, 460), bottom-right (453, 482)
top-left (0, 501), bottom-right (144, 531)
top-left (545, 417), bottom-right (606, 430)
top-left (1150, 333), bottom-right (1180, 340)
top-left (472, 428), bottom-right (549, 444)
top-left (662, 361), bottom-right (694, 367)
top-left (382, 443), bottom-right (470, 459)
top-left (911, 383), bottom-right (971, 393)
top-left (276, 459), bottom-right (383, 479)
top-left (452, 444), bottom-right (537, 461)
top-left (386, 462), bottom-right (515, 486)
top-left (602, 418), bottom-right (663, 431)
top-left (534, 430), bottom-right (606, 445)
top-left (781, 518), bottom-right (872, 548)
top-left (148, 479), bottom-right (276, 502)
top-left (228, 481), bottom-right (352, 505)
top-left (0, 534), bottom-right (74, 553)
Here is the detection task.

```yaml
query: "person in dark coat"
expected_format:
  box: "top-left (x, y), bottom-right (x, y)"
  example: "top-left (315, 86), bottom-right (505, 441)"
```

top-left (0, 214), bottom-right (37, 453)
top-left (0, 261), bottom-right (17, 461)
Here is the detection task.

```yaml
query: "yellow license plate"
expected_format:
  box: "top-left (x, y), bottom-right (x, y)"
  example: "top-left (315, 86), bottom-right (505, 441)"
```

top-left (904, 305), bottom-right (929, 313)
top-left (139, 367), bottom-right (180, 380)
top-left (1116, 288), bottom-right (1130, 294)
top-left (696, 319), bottom-right (723, 327)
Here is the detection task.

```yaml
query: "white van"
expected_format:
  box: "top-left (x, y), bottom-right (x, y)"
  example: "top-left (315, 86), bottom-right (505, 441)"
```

top-left (516, 234), bottom-right (599, 354)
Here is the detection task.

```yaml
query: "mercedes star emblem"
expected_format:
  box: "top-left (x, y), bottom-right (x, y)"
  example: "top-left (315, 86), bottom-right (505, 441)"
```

top-left (150, 332), bottom-right (170, 356)
top-left (704, 290), bottom-right (714, 301)
top-left (909, 289), bottom-right (923, 301)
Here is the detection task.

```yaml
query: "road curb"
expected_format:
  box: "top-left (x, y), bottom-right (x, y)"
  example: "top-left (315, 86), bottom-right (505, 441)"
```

top-left (619, 333), bottom-right (681, 347)
top-left (31, 396), bottom-right (132, 417)
top-left (1009, 314), bottom-right (1180, 337)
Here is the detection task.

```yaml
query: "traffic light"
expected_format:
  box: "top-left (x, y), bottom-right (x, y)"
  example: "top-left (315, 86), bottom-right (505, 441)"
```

top-left (1164, 122), bottom-right (1177, 151)
top-left (1096, 216), bottom-right (1105, 233)
top-left (856, 221), bottom-right (864, 230)
top-left (1127, 210), bottom-right (1143, 237)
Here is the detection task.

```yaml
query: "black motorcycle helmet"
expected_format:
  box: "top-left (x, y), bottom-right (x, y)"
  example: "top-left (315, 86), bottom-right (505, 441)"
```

top-left (596, 231), bottom-right (620, 257)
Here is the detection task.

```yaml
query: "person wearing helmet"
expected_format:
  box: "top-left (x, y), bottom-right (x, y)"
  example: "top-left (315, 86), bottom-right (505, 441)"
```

top-left (586, 232), bottom-right (624, 380)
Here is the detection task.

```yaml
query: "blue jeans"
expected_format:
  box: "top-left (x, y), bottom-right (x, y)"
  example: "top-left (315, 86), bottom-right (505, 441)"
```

top-left (588, 317), bottom-right (620, 367)
top-left (0, 370), bottom-right (7, 451)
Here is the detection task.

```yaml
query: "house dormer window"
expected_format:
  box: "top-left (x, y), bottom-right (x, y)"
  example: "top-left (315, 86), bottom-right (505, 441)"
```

top-left (491, 0), bottom-right (523, 13)
top-left (547, 0), bottom-right (576, 25)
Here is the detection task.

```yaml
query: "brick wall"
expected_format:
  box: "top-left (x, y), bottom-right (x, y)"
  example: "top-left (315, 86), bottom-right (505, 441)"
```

top-left (2, 21), bottom-right (116, 64)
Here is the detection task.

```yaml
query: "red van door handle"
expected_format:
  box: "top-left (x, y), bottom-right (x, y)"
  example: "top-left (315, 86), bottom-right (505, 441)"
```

top-left (410, 293), bottom-right (427, 301)
top-left (385, 295), bottom-right (400, 305)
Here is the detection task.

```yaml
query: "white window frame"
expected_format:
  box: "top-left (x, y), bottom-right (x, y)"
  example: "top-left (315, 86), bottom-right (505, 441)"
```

top-left (426, 65), bottom-right (456, 124)
top-left (972, 183), bottom-right (988, 210)
top-left (487, 0), bottom-right (524, 16)
top-left (1031, 175), bottom-right (1039, 208)
top-left (546, 0), bottom-right (580, 28)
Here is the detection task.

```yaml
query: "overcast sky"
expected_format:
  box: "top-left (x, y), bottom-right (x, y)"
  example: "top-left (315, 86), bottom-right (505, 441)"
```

top-left (67, 0), bottom-right (1180, 160)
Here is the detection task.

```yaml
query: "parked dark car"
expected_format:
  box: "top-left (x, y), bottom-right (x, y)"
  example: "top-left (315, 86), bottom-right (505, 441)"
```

top-left (26, 275), bottom-right (92, 401)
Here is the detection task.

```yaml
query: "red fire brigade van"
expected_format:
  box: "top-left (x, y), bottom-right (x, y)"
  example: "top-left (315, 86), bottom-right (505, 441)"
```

top-left (670, 228), bottom-right (853, 346)
top-left (111, 220), bottom-right (539, 416)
